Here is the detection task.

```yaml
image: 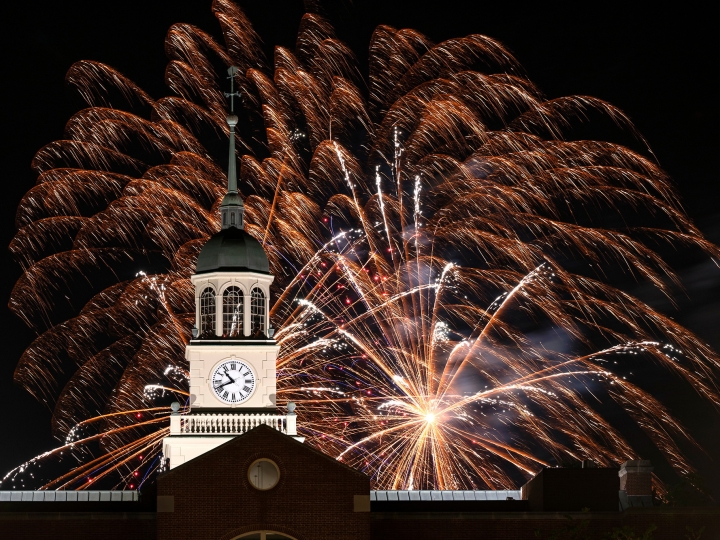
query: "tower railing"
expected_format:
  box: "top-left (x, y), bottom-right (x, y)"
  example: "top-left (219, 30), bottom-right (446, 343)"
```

top-left (169, 412), bottom-right (296, 436)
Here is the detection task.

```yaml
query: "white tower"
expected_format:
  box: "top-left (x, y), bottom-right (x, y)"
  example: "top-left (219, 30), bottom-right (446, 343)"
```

top-left (162, 67), bottom-right (298, 470)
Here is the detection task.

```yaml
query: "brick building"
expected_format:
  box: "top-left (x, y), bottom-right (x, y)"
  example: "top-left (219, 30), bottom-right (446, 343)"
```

top-left (1, 431), bottom-right (718, 539)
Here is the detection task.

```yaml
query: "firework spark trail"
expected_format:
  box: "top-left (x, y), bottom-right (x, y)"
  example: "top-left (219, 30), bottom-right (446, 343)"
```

top-left (375, 166), bottom-right (394, 264)
top-left (6, 1), bottom-right (720, 491)
top-left (49, 430), bottom-right (166, 491)
top-left (2, 408), bottom-right (171, 490)
top-left (436, 263), bottom-right (548, 399)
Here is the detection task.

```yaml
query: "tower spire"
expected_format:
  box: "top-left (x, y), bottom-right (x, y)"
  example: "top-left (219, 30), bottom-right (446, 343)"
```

top-left (220, 65), bottom-right (244, 230)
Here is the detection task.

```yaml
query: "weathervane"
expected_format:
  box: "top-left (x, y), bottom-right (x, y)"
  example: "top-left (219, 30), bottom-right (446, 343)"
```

top-left (224, 65), bottom-right (241, 114)
top-left (220, 65), bottom-right (244, 229)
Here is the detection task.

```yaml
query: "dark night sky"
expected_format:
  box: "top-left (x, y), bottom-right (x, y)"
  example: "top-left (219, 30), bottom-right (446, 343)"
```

top-left (1, 1), bottom-right (719, 493)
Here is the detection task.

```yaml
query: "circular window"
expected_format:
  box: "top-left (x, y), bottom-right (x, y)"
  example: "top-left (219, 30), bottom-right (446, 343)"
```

top-left (248, 459), bottom-right (280, 490)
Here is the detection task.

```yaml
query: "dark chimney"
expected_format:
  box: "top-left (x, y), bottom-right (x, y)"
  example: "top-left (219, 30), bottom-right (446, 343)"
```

top-left (618, 460), bottom-right (653, 510)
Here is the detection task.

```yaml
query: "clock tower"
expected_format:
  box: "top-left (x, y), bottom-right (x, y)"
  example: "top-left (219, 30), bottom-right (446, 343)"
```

top-left (162, 67), bottom-right (298, 470)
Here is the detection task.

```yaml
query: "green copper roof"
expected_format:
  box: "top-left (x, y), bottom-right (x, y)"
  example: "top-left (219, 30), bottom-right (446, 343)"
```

top-left (221, 192), bottom-right (244, 207)
top-left (196, 227), bottom-right (270, 274)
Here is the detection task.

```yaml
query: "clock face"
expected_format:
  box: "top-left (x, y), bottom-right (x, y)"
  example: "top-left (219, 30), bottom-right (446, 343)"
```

top-left (210, 359), bottom-right (256, 404)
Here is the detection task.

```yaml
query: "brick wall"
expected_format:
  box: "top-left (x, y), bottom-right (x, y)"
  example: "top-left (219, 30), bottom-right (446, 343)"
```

top-left (523, 467), bottom-right (619, 511)
top-left (619, 460), bottom-right (653, 496)
top-left (157, 425), bottom-right (371, 540)
top-left (371, 508), bottom-right (720, 540)
top-left (0, 512), bottom-right (156, 540)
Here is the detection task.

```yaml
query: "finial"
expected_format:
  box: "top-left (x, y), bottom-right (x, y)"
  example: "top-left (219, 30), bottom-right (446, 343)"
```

top-left (225, 66), bottom-right (240, 114)
top-left (220, 66), bottom-right (244, 230)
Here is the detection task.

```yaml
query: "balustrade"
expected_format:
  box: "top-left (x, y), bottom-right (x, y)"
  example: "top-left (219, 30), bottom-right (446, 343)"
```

top-left (169, 413), bottom-right (291, 436)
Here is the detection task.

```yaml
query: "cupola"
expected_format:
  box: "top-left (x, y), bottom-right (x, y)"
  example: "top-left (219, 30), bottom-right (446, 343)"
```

top-left (189, 65), bottom-right (275, 340)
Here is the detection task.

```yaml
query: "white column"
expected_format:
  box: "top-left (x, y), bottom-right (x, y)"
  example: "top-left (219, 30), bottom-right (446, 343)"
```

top-left (265, 291), bottom-right (270, 335)
top-left (286, 412), bottom-right (297, 436)
top-left (215, 289), bottom-right (222, 336)
top-left (169, 414), bottom-right (181, 435)
top-left (244, 292), bottom-right (251, 336)
top-left (195, 286), bottom-right (200, 332)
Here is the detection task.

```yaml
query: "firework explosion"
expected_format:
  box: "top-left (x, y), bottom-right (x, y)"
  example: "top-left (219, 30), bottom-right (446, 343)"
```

top-left (5, 0), bottom-right (720, 491)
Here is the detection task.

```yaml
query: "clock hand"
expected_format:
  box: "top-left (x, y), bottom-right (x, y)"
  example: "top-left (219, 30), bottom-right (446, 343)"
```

top-left (215, 370), bottom-right (238, 390)
top-left (215, 378), bottom-right (235, 390)
top-left (224, 370), bottom-right (237, 384)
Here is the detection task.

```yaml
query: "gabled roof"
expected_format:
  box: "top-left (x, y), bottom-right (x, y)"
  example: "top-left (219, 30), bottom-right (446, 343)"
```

top-left (159, 424), bottom-right (368, 481)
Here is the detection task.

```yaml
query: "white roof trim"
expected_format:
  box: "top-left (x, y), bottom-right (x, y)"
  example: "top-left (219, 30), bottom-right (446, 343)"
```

top-left (370, 490), bottom-right (521, 501)
top-left (0, 490), bottom-right (138, 502)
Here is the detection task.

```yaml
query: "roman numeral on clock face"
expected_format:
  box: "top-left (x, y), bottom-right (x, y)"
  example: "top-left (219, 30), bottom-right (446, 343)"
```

top-left (223, 391), bottom-right (228, 398)
top-left (243, 385), bottom-right (251, 393)
top-left (232, 393), bottom-right (236, 401)
top-left (231, 363), bottom-right (236, 370)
